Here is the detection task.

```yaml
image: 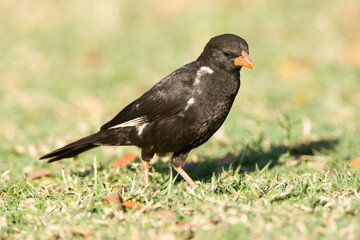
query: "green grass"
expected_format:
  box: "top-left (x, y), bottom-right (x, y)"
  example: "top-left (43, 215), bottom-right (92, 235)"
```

top-left (1, 0), bottom-right (360, 239)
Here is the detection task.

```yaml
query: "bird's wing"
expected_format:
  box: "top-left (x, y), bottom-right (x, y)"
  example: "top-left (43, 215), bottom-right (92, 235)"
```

top-left (100, 63), bottom-right (197, 130)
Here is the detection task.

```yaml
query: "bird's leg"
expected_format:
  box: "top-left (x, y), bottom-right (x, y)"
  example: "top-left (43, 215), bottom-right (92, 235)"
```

top-left (172, 165), bottom-right (196, 187)
top-left (171, 152), bottom-right (196, 187)
top-left (142, 160), bottom-right (150, 187)
top-left (141, 150), bottom-right (153, 187)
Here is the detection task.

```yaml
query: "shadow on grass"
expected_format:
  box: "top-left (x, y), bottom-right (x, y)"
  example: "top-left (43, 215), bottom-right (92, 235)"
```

top-left (173, 138), bottom-right (339, 182)
top-left (68, 138), bottom-right (338, 182)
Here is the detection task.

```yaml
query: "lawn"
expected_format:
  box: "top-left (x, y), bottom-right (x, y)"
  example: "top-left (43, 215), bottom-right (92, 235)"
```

top-left (1, 0), bottom-right (360, 239)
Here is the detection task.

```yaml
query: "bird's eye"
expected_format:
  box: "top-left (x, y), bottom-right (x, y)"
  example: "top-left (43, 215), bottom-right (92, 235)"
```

top-left (223, 51), bottom-right (231, 57)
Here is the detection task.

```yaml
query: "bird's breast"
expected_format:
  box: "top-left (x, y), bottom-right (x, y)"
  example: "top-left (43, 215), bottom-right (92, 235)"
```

top-left (181, 75), bottom-right (239, 132)
top-left (192, 71), bottom-right (240, 111)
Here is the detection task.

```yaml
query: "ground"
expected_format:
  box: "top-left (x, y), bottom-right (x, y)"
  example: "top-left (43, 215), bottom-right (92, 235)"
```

top-left (1, 0), bottom-right (360, 239)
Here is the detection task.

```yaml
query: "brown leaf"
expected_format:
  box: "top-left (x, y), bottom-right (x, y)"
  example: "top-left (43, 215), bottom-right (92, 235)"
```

top-left (102, 192), bottom-right (122, 207)
top-left (176, 221), bottom-right (190, 227)
top-left (323, 169), bottom-right (338, 176)
top-left (113, 152), bottom-right (136, 169)
top-left (349, 157), bottom-right (360, 168)
top-left (102, 191), bottom-right (142, 210)
top-left (27, 169), bottom-right (53, 181)
top-left (122, 201), bottom-right (142, 210)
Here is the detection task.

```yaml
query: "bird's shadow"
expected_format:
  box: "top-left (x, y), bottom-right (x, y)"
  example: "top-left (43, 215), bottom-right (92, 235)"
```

top-left (68, 138), bottom-right (338, 183)
top-left (153, 138), bottom-right (339, 182)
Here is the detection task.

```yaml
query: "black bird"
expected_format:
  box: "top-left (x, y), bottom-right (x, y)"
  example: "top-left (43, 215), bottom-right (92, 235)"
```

top-left (40, 34), bottom-right (254, 187)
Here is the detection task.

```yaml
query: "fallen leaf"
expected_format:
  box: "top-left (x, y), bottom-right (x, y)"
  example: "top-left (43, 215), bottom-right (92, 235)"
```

top-left (349, 157), bottom-right (360, 168)
top-left (323, 169), bottom-right (338, 176)
top-left (102, 191), bottom-right (142, 211)
top-left (176, 221), bottom-right (190, 227)
top-left (122, 201), bottom-right (142, 210)
top-left (102, 192), bottom-right (122, 207)
top-left (27, 169), bottom-right (53, 181)
top-left (113, 152), bottom-right (136, 169)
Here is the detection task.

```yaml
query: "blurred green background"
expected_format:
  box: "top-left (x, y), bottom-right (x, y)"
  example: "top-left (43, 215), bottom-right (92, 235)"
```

top-left (1, 0), bottom-right (359, 165)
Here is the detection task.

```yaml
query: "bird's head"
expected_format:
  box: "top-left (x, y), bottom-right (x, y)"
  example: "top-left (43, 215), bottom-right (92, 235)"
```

top-left (198, 34), bottom-right (255, 72)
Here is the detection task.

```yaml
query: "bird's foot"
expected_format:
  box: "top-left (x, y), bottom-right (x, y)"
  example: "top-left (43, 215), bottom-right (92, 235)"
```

top-left (172, 165), bottom-right (196, 187)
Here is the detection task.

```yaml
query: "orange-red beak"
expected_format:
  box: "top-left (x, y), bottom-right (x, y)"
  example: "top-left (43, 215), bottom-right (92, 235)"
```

top-left (234, 50), bottom-right (255, 70)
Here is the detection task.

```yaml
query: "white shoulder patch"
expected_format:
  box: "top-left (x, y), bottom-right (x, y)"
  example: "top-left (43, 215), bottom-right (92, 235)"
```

top-left (199, 66), bottom-right (214, 74)
top-left (187, 97), bottom-right (195, 105)
top-left (194, 66), bottom-right (214, 85)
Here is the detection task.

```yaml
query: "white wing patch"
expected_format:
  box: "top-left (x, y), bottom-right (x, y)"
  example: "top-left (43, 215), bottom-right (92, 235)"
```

top-left (108, 116), bottom-right (148, 137)
top-left (137, 123), bottom-right (148, 136)
top-left (194, 66), bottom-right (214, 85)
top-left (108, 116), bottom-right (147, 129)
top-left (187, 97), bottom-right (195, 105)
top-left (184, 97), bottom-right (195, 111)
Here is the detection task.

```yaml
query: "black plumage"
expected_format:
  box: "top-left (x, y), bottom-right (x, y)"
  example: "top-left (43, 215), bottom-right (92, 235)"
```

top-left (40, 34), bottom-right (254, 187)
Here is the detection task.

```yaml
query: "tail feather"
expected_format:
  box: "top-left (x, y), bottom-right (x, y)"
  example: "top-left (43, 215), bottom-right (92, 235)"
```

top-left (40, 128), bottom-right (134, 162)
top-left (40, 131), bottom-right (110, 162)
top-left (46, 145), bottom-right (97, 163)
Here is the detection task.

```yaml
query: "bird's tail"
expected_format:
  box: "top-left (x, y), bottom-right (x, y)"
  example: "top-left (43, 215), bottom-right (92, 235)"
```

top-left (40, 129), bottom-right (132, 163)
